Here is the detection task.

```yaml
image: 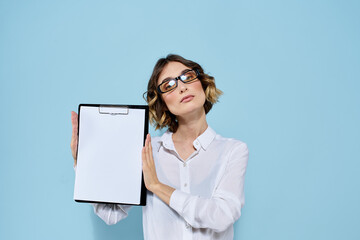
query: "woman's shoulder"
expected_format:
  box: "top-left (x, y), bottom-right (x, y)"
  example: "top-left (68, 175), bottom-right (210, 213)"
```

top-left (212, 131), bottom-right (248, 153)
top-left (211, 133), bottom-right (249, 166)
top-left (150, 130), bottom-right (170, 141)
top-left (150, 130), bottom-right (171, 150)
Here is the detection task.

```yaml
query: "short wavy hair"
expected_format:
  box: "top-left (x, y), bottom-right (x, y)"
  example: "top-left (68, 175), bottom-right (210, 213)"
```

top-left (144, 54), bottom-right (223, 133)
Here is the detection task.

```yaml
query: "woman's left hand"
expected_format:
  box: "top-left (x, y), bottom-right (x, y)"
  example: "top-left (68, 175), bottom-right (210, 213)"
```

top-left (142, 134), bottom-right (160, 193)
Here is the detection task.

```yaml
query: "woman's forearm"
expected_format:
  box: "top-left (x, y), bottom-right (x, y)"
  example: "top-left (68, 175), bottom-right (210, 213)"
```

top-left (149, 182), bottom-right (176, 205)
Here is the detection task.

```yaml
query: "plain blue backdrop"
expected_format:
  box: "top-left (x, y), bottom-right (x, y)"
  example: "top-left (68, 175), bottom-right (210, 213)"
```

top-left (1, 0), bottom-right (359, 239)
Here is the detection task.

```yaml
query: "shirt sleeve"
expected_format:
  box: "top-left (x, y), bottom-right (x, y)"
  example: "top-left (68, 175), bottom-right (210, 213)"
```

top-left (169, 142), bottom-right (249, 232)
top-left (91, 203), bottom-right (132, 225)
top-left (74, 165), bottom-right (132, 225)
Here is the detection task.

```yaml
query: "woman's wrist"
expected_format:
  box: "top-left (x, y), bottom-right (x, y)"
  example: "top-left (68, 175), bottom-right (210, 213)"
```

top-left (147, 181), bottom-right (159, 193)
top-left (150, 182), bottom-right (176, 205)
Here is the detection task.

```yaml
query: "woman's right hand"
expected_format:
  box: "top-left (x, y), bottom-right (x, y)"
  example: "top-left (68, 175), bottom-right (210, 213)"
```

top-left (70, 111), bottom-right (79, 167)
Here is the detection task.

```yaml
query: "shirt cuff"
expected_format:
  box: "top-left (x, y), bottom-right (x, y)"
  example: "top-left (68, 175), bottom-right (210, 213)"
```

top-left (169, 189), bottom-right (189, 214)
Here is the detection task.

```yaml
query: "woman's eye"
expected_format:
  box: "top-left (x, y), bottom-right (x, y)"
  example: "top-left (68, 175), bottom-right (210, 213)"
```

top-left (165, 80), bottom-right (176, 90)
top-left (180, 75), bottom-right (187, 81)
top-left (183, 73), bottom-right (194, 81)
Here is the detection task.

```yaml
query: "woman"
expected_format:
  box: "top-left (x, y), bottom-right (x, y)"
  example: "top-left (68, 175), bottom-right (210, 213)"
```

top-left (71, 54), bottom-right (249, 240)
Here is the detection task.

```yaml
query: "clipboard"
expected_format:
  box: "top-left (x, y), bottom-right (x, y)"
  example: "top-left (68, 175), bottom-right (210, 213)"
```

top-left (73, 104), bottom-right (148, 206)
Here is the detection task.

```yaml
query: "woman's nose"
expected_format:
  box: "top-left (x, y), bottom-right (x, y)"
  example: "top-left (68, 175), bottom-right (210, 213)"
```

top-left (178, 81), bottom-right (188, 93)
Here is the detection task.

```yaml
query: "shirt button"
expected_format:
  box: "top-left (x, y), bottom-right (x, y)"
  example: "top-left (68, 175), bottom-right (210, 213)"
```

top-left (183, 162), bottom-right (186, 167)
top-left (184, 183), bottom-right (187, 187)
top-left (186, 222), bottom-right (191, 229)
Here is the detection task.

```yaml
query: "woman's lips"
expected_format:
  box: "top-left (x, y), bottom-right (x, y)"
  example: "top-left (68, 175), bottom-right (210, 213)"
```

top-left (181, 95), bottom-right (194, 103)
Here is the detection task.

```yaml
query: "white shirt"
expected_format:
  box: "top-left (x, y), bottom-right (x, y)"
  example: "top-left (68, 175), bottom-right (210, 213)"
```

top-left (91, 126), bottom-right (249, 240)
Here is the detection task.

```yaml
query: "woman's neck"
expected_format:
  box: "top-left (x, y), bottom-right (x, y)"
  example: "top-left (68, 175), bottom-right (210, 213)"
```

top-left (173, 109), bottom-right (208, 142)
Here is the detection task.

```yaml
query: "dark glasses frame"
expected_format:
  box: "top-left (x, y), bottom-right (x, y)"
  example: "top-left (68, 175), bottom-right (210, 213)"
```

top-left (157, 69), bottom-right (200, 94)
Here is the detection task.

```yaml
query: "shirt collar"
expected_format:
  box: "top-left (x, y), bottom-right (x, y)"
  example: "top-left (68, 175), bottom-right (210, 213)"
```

top-left (157, 130), bottom-right (175, 152)
top-left (157, 126), bottom-right (216, 152)
top-left (196, 126), bottom-right (216, 150)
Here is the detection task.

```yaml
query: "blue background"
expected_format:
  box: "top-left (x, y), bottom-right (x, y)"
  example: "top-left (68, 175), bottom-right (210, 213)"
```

top-left (1, 0), bottom-right (359, 239)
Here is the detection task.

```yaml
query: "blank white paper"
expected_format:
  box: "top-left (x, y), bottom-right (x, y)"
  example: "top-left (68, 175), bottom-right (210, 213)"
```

top-left (74, 106), bottom-right (146, 205)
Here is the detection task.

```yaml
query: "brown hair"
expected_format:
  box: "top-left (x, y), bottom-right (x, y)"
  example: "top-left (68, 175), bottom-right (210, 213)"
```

top-left (144, 54), bottom-right (223, 132)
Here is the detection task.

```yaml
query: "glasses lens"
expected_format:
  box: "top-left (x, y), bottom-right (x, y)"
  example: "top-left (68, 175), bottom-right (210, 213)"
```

top-left (159, 79), bottom-right (177, 93)
top-left (180, 70), bottom-right (198, 83)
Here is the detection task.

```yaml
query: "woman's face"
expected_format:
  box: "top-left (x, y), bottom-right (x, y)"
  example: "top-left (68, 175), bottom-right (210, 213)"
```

top-left (157, 61), bottom-right (206, 117)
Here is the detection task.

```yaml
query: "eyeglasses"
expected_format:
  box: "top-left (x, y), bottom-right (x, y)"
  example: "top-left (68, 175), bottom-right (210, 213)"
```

top-left (157, 69), bottom-right (199, 94)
